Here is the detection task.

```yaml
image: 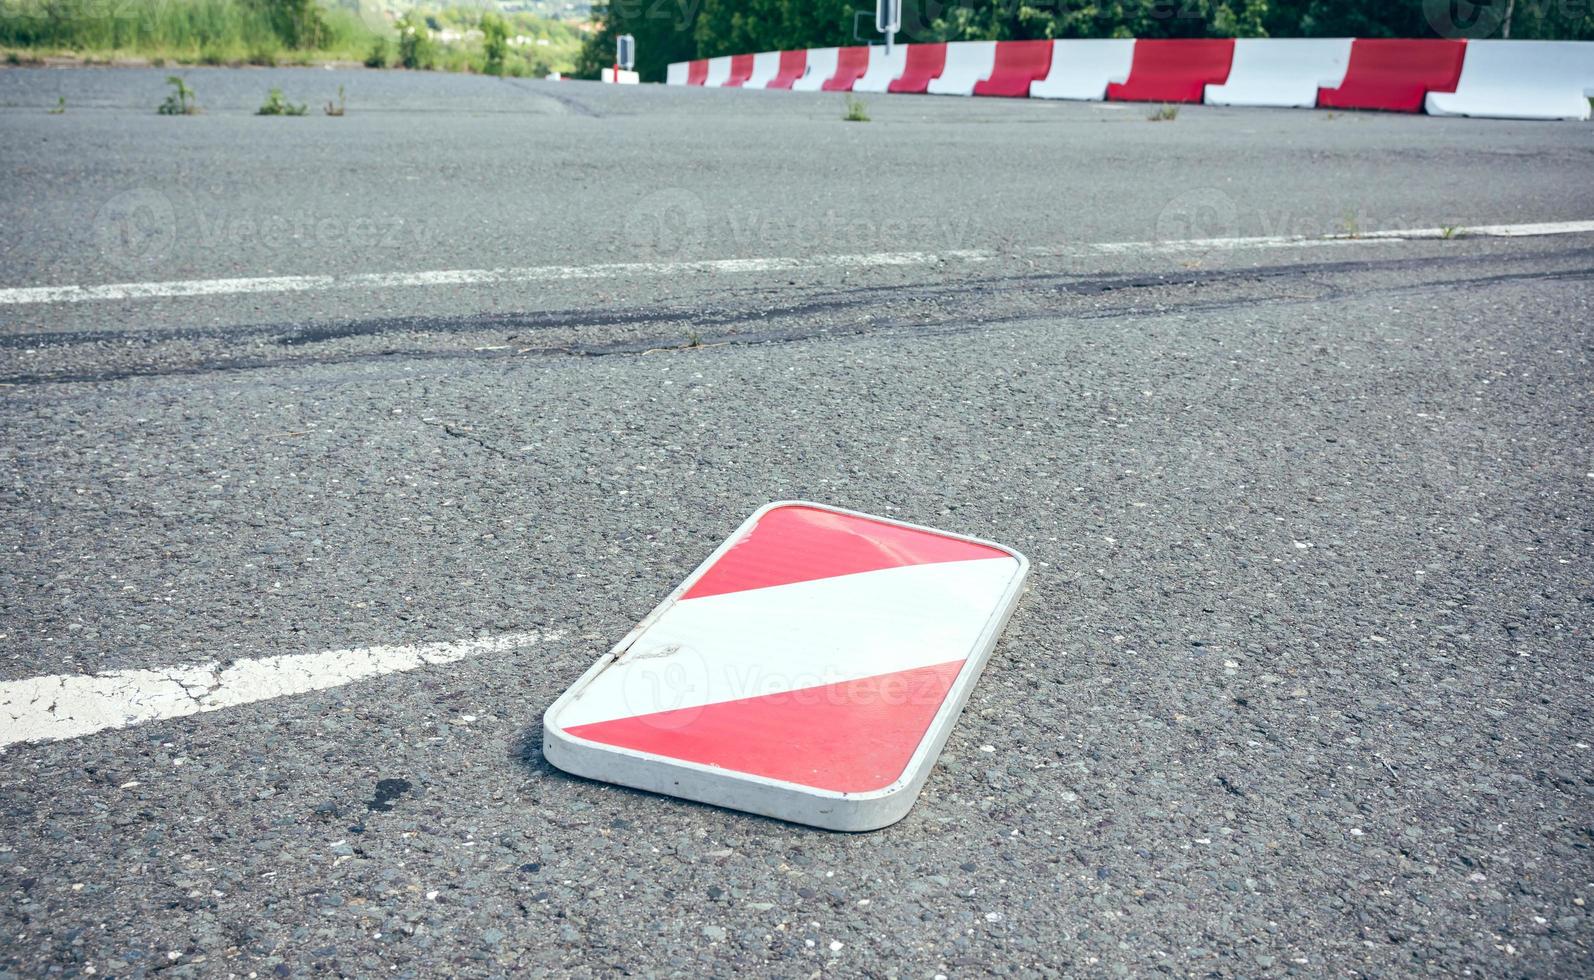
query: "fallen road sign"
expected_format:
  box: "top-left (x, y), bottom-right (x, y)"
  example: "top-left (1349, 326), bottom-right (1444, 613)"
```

top-left (543, 501), bottom-right (1028, 831)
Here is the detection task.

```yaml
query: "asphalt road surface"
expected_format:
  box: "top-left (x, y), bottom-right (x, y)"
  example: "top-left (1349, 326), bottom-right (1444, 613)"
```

top-left (2, 67), bottom-right (1592, 977)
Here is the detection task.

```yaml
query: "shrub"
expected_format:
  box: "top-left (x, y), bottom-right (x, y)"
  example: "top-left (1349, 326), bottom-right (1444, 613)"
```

top-left (157, 75), bottom-right (198, 115)
top-left (396, 12), bottom-right (432, 70)
top-left (481, 11), bottom-right (508, 76)
top-left (257, 87), bottom-right (307, 115)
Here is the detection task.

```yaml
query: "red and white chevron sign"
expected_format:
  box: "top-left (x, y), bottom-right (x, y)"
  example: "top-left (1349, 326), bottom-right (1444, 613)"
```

top-left (543, 501), bottom-right (1028, 831)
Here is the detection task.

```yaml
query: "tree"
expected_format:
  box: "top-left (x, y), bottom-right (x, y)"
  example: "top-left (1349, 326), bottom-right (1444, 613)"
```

top-left (482, 11), bottom-right (510, 76)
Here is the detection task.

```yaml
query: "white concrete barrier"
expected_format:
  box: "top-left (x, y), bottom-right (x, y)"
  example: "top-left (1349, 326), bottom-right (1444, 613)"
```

top-left (791, 47), bottom-right (840, 92)
top-left (1029, 39), bottom-right (1134, 101)
top-left (854, 44), bottom-right (909, 93)
top-left (704, 55), bottom-right (732, 88)
top-left (1204, 38), bottom-right (1351, 108)
top-left (1426, 40), bottom-right (1594, 120)
top-left (601, 68), bottom-right (640, 84)
top-left (746, 50), bottom-right (783, 89)
top-left (666, 62), bottom-right (687, 86)
top-left (927, 41), bottom-right (996, 96)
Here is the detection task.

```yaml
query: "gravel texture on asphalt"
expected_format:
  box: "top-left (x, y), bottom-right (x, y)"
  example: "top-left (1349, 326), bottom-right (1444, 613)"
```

top-left (1, 67), bottom-right (1591, 978)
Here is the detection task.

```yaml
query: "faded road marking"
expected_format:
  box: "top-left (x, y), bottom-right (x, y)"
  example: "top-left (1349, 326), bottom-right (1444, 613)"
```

top-left (0, 631), bottom-right (555, 750)
top-left (2, 221), bottom-right (1590, 306)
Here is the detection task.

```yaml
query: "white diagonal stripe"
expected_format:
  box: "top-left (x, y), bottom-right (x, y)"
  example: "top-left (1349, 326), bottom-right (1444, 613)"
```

top-left (0, 631), bottom-right (554, 750)
top-left (554, 558), bottom-right (1021, 730)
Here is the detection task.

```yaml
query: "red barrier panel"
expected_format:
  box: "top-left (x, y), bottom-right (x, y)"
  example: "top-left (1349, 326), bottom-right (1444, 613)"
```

top-left (1107, 39), bottom-right (1235, 103)
top-left (822, 46), bottom-right (872, 91)
top-left (686, 59), bottom-right (708, 86)
top-left (724, 53), bottom-right (756, 87)
top-left (889, 43), bottom-right (948, 94)
top-left (1317, 38), bottom-right (1466, 112)
top-left (766, 49), bottom-right (807, 90)
top-left (973, 40), bottom-right (1053, 98)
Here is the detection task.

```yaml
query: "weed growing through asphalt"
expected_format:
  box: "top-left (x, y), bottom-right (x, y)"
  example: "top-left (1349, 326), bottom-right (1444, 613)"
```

top-left (48, 96), bottom-right (64, 114)
top-left (685, 328), bottom-right (702, 348)
top-left (157, 75), bottom-right (198, 115)
top-left (1439, 224), bottom-right (1465, 240)
top-left (1147, 104), bottom-right (1178, 122)
top-left (325, 85), bottom-right (346, 116)
top-left (843, 94), bottom-right (870, 122)
top-left (1338, 210), bottom-right (1361, 238)
top-left (257, 88), bottom-right (308, 116)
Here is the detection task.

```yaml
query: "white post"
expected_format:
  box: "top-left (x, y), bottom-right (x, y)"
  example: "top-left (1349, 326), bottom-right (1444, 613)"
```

top-left (876, 0), bottom-right (900, 56)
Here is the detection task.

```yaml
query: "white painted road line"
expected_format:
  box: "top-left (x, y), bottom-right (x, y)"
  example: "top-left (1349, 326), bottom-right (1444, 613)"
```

top-left (0, 252), bottom-right (990, 307)
top-left (0, 631), bottom-right (555, 750)
top-left (1, 221), bottom-right (1590, 307)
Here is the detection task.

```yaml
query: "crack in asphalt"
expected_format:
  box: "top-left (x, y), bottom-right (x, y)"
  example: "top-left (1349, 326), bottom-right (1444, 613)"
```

top-left (2, 250), bottom-right (1590, 386)
top-left (421, 418), bottom-right (514, 459)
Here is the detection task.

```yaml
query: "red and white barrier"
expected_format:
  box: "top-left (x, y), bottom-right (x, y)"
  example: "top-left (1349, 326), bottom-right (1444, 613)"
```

top-left (890, 42), bottom-right (947, 94)
top-left (602, 68), bottom-right (640, 84)
top-left (1426, 40), bottom-right (1594, 120)
top-left (723, 53), bottom-right (755, 87)
top-left (1317, 38), bottom-right (1466, 113)
top-left (666, 38), bottom-right (1593, 120)
top-left (928, 40), bottom-right (996, 96)
top-left (743, 50), bottom-right (782, 89)
top-left (974, 40), bottom-right (1053, 98)
top-left (854, 43), bottom-right (909, 92)
top-left (766, 49), bottom-right (807, 90)
top-left (1205, 38), bottom-right (1352, 108)
top-left (824, 45), bottom-right (872, 91)
top-left (791, 47), bottom-right (839, 92)
top-left (1029, 39), bottom-right (1133, 101)
top-left (1107, 38), bottom-right (1234, 103)
top-left (703, 55), bottom-right (732, 88)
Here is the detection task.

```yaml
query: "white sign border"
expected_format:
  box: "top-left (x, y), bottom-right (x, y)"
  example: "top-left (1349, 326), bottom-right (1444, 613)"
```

top-left (543, 500), bottom-right (1030, 832)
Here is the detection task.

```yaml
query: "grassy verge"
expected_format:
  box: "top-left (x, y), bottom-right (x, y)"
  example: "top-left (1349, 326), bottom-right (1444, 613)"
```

top-left (0, 0), bottom-right (580, 74)
top-left (1, 0), bottom-right (376, 66)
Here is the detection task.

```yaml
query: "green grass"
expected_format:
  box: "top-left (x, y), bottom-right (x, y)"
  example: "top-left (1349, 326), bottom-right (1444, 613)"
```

top-left (256, 86), bottom-right (306, 115)
top-left (157, 74), bottom-right (198, 114)
top-left (0, 0), bottom-right (379, 66)
top-left (1147, 103), bottom-right (1178, 122)
top-left (0, 0), bottom-right (581, 74)
top-left (842, 93), bottom-right (869, 122)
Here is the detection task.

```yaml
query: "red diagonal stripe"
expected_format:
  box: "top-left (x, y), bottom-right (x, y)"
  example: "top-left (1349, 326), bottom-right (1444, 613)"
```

top-left (682, 505), bottom-right (1008, 600)
top-left (563, 659), bottom-right (965, 793)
